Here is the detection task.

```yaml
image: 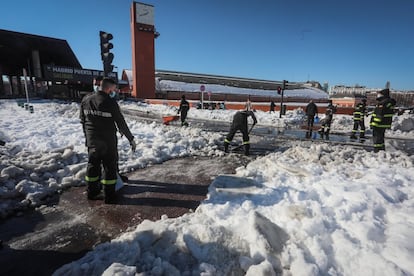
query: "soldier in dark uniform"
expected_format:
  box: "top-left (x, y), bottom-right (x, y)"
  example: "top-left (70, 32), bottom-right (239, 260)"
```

top-left (178, 95), bottom-right (190, 126)
top-left (370, 88), bottom-right (396, 152)
top-left (224, 109), bottom-right (257, 155)
top-left (80, 78), bottom-right (136, 204)
top-left (351, 98), bottom-right (367, 139)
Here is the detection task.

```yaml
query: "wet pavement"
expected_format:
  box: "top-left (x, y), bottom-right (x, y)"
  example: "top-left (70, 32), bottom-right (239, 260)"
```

top-left (0, 155), bottom-right (251, 275)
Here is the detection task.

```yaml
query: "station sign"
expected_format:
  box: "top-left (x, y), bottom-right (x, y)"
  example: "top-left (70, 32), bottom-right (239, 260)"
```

top-left (43, 65), bottom-right (117, 83)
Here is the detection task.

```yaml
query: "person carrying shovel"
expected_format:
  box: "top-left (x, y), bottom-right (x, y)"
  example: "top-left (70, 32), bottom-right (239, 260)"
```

top-left (224, 107), bottom-right (257, 156)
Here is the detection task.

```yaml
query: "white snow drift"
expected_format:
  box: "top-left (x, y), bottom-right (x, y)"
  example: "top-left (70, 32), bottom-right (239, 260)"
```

top-left (0, 100), bottom-right (222, 218)
top-left (55, 143), bottom-right (414, 275)
top-left (1, 98), bottom-right (413, 275)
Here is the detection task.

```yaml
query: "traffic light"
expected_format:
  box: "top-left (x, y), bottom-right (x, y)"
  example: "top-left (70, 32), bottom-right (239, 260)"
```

top-left (282, 80), bottom-right (288, 90)
top-left (277, 86), bottom-right (281, 95)
top-left (100, 31), bottom-right (114, 76)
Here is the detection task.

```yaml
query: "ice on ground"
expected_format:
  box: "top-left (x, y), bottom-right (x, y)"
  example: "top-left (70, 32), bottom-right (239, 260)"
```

top-left (55, 144), bottom-right (414, 275)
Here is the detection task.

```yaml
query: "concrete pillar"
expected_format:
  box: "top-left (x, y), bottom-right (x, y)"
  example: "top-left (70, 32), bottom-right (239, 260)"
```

top-left (32, 50), bottom-right (42, 78)
top-left (16, 76), bottom-right (23, 95)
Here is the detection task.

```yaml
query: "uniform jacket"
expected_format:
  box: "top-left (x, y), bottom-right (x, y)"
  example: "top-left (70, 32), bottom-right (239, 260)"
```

top-left (370, 97), bottom-right (396, 129)
top-left (233, 110), bottom-right (257, 128)
top-left (353, 103), bottom-right (367, 121)
top-left (306, 102), bottom-right (318, 116)
top-left (80, 91), bottom-right (133, 147)
top-left (178, 99), bottom-right (190, 114)
top-left (324, 107), bottom-right (334, 122)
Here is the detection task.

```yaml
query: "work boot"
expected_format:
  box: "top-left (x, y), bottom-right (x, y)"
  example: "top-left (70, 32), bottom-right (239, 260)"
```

top-left (350, 134), bottom-right (357, 140)
top-left (104, 184), bottom-right (117, 204)
top-left (87, 181), bottom-right (102, 200)
top-left (318, 130), bottom-right (324, 139)
top-left (224, 142), bottom-right (229, 153)
top-left (244, 144), bottom-right (250, 156)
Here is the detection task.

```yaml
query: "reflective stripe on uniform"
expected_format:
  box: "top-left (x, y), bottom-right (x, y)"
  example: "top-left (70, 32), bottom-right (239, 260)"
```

top-left (101, 179), bottom-right (117, 185)
top-left (85, 175), bottom-right (100, 182)
top-left (224, 138), bottom-right (231, 143)
top-left (83, 109), bottom-right (112, 118)
top-left (371, 122), bottom-right (391, 128)
top-left (374, 143), bottom-right (385, 148)
top-left (243, 141), bottom-right (250, 145)
top-left (384, 114), bottom-right (393, 117)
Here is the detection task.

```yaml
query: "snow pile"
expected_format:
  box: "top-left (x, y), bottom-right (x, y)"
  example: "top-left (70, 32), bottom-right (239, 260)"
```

top-left (55, 144), bottom-right (414, 275)
top-left (0, 100), bottom-right (223, 217)
top-left (158, 79), bottom-right (329, 99)
top-left (392, 113), bottom-right (414, 136)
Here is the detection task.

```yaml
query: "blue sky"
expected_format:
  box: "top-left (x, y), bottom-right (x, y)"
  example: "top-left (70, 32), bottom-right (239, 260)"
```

top-left (1, 0), bottom-right (413, 90)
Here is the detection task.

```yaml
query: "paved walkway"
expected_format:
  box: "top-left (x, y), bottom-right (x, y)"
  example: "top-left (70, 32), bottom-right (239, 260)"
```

top-left (0, 155), bottom-right (249, 275)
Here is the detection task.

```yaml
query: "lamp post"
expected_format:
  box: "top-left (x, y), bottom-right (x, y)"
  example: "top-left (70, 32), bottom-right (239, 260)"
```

top-left (279, 80), bottom-right (288, 118)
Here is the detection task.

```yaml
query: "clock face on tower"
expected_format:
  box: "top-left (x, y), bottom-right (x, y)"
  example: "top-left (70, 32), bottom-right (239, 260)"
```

top-left (136, 3), bottom-right (154, 26)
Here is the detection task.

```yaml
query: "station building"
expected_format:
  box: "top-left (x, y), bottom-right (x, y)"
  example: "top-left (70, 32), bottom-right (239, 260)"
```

top-left (0, 29), bottom-right (116, 100)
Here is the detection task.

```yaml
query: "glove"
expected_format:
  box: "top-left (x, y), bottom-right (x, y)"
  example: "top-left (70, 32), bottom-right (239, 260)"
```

top-left (130, 140), bottom-right (136, 152)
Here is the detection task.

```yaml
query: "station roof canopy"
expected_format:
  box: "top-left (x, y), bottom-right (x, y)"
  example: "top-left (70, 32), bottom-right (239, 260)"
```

top-left (155, 69), bottom-right (296, 90)
top-left (0, 29), bottom-right (82, 76)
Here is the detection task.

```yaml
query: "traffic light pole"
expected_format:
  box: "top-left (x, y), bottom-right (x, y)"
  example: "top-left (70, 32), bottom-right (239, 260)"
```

top-left (279, 80), bottom-right (287, 118)
top-left (279, 87), bottom-right (284, 118)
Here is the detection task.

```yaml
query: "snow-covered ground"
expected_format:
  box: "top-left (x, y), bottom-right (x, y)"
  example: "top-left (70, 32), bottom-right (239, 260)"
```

top-left (55, 143), bottom-right (414, 275)
top-left (0, 100), bottom-right (222, 218)
top-left (1, 99), bottom-right (414, 275)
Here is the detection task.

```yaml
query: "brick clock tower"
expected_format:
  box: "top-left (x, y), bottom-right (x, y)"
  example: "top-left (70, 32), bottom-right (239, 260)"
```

top-left (130, 2), bottom-right (158, 99)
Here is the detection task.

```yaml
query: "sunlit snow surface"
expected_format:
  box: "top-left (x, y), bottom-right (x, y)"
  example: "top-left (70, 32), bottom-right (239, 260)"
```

top-left (1, 99), bottom-right (414, 275)
top-left (55, 144), bottom-right (414, 275)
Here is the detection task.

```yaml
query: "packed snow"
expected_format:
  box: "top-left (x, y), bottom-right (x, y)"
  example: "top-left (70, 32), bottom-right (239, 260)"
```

top-left (1, 98), bottom-right (414, 275)
top-left (54, 143), bottom-right (414, 275)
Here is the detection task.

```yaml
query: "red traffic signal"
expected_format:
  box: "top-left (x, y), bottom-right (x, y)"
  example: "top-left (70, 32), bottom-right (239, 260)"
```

top-left (277, 86), bottom-right (281, 94)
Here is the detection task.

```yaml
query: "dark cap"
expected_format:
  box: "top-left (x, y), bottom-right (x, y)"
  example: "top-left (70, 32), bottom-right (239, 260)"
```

top-left (378, 88), bottom-right (390, 97)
